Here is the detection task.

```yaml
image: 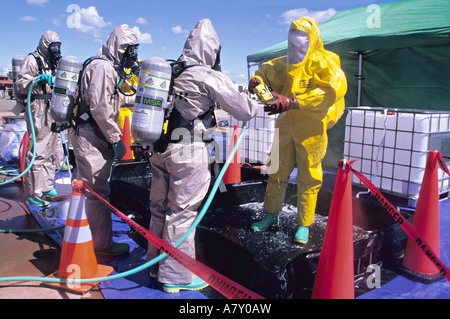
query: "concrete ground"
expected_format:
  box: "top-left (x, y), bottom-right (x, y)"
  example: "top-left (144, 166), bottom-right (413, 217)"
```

top-left (0, 98), bottom-right (16, 122)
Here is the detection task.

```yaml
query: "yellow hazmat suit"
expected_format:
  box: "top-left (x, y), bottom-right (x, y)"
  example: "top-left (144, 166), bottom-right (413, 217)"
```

top-left (251, 17), bottom-right (347, 241)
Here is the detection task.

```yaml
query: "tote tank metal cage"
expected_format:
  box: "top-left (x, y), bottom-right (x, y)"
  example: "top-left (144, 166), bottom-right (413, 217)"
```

top-left (343, 107), bottom-right (450, 207)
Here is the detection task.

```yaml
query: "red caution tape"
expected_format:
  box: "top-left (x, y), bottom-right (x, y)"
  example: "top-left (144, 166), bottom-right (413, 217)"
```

top-left (437, 153), bottom-right (450, 177)
top-left (349, 161), bottom-right (450, 283)
top-left (83, 183), bottom-right (265, 300)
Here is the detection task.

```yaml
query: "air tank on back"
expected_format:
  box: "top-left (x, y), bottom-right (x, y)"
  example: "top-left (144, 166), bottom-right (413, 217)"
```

top-left (50, 55), bottom-right (83, 123)
top-left (12, 55), bottom-right (25, 98)
top-left (131, 57), bottom-right (172, 146)
top-left (11, 55), bottom-right (25, 81)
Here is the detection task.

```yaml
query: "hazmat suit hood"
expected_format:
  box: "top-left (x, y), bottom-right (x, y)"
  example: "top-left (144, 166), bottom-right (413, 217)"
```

top-left (36, 30), bottom-right (60, 65)
top-left (252, 16), bottom-right (347, 129)
top-left (180, 19), bottom-right (221, 69)
top-left (98, 24), bottom-right (138, 73)
top-left (287, 17), bottom-right (323, 69)
top-left (286, 16), bottom-right (347, 129)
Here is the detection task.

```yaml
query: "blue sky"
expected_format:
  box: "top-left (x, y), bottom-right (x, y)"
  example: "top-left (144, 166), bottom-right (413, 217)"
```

top-left (1, 0), bottom-right (392, 84)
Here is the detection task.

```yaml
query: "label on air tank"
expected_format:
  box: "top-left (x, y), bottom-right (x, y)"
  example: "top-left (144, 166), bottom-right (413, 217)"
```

top-left (138, 71), bottom-right (170, 93)
top-left (56, 68), bottom-right (80, 85)
top-left (132, 106), bottom-right (152, 128)
top-left (135, 95), bottom-right (163, 107)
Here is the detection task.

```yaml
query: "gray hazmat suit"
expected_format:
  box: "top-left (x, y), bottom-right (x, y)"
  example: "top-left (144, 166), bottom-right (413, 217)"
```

top-left (16, 31), bottom-right (64, 201)
top-left (145, 19), bottom-right (259, 284)
top-left (72, 25), bottom-right (138, 251)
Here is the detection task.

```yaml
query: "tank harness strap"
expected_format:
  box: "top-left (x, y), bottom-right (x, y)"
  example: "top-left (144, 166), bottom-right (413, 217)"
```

top-left (73, 56), bottom-right (117, 135)
top-left (29, 53), bottom-right (53, 126)
top-left (30, 94), bottom-right (52, 103)
top-left (152, 105), bottom-right (216, 153)
top-left (28, 53), bottom-right (52, 100)
top-left (172, 104), bottom-right (216, 139)
top-left (29, 52), bottom-right (49, 75)
top-left (168, 60), bottom-right (204, 96)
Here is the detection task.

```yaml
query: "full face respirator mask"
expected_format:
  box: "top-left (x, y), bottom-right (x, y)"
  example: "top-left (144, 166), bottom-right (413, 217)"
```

top-left (212, 45), bottom-right (221, 71)
top-left (121, 44), bottom-right (140, 75)
top-left (48, 41), bottom-right (62, 70)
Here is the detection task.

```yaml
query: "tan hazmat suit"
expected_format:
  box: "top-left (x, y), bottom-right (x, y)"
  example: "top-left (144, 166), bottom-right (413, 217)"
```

top-left (16, 30), bottom-right (64, 201)
top-left (72, 25), bottom-right (138, 251)
top-left (145, 19), bottom-right (258, 284)
top-left (252, 17), bottom-right (347, 227)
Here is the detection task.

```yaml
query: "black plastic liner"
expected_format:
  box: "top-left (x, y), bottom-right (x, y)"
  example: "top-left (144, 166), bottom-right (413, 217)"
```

top-left (196, 201), bottom-right (402, 299)
top-left (109, 161), bottom-right (411, 299)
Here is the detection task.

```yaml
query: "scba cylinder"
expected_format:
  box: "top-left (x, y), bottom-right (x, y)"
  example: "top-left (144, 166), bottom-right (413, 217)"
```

top-left (132, 57), bottom-right (172, 146)
top-left (12, 55), bottom-right (26, 81)
top-left (12, 55), bottom-right (26, 99)
top-left (50, 55), bottom-right (83, 123)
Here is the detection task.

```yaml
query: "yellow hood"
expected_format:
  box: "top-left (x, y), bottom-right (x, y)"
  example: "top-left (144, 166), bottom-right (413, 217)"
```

top-left (253, 16), bottom-right (347, 129)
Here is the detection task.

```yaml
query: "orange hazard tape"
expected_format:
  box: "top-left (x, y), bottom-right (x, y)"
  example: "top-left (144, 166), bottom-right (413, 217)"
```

top-left (83, 183), bottom-right (265, 299)
top-left (348, 159), bottom-right (450, 283)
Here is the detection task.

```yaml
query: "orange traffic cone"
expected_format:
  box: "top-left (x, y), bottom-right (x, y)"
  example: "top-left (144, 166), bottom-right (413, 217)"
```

top-left (312, 160), bottom-right (354, 299)
top-left (121, 115), bottom-right (134, 160)
top-left (223, 125), bottom-right (241, 184)
top-left (46, 180), bottom-right (113, 293)
top-left (401, 150), bottom-right (442, 282)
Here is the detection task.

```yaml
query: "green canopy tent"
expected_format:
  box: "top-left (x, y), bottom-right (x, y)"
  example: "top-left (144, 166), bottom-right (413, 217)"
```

top-left (248, 0), bottom-right (450, 109)
top-left (247, 0), bottom-right (450, 169)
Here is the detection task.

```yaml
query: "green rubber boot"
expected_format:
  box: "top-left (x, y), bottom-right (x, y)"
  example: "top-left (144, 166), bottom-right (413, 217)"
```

top-left (251, 213), bottom-right (280, 232)
top-left (96, 242), bottom-right (130, 256)
top-left (61, 164), bottom-right (73, 172)
top-left (43, 189), bottom-right (58, 198)
top-left (163, 276), bottom-right (209, 293)
top-left (294, 226), bottom-right (309, 244)
top-left (26, 196), bottom-right (50, 207)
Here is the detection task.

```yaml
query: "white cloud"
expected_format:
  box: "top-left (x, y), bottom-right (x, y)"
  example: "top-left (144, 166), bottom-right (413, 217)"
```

top-left (21, 16), bottom-right (38, 22)
top-left (49, 17), bottom-right (61, 27)
top-left (136, 17), bottom-right (148, 26)
top-left (26, 0), bottom-right (49, 6)
top-left (223, 70), bottom-right (248, 85)
top-left (66, 6), bottom-right (112, 42)
top-left (132, 26), bottom-right (153, 44)
top-left (171, 25), bottom-right (189, 35)
top-left (280, 8), bottom-right (337, 25)
top-left (1, 65), bottom-right (11, 76)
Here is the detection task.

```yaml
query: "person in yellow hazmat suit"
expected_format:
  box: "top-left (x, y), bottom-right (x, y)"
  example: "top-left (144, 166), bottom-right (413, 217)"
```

top-left (248, 17), bottom-right (347, 244)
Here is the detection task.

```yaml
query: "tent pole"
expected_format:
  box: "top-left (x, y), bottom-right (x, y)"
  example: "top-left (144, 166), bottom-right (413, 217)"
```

top-left (357, 51), bottom-right (364, 107)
